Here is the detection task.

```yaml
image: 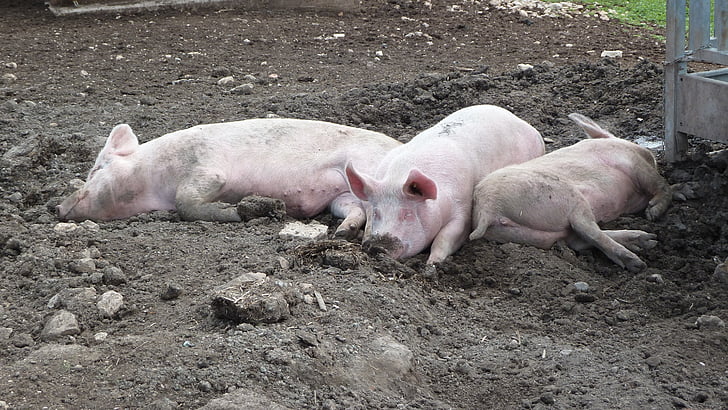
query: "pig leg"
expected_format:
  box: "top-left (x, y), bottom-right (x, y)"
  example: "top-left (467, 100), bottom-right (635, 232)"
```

top-left (329, 192), bottom-right (366, 239)
top-left (569, 230), bottom-right (657, 253)
top-left (175, 170), bottom-right (242, 222)
top-left (568, 208), bottom-right (646, 272)
top-left (629, 160), bottom-right (672, 221)
top-left (427, 218), bottom-right (469, 264)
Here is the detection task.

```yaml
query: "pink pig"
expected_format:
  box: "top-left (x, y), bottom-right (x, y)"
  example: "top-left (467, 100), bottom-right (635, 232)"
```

top-left (57, 118), bottom-right (401, 236)
top-left (469, 113), bottom-right (672, 272)
top-left (345, 105), bottom-right (545, 264)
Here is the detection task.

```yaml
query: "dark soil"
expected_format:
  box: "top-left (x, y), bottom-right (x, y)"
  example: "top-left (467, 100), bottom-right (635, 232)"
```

top-left (1, 1), bottom-right (727, 409)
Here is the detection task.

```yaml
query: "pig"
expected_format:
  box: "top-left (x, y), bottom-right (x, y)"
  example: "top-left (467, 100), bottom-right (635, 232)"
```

top-left (469, 113), bottom-right (672, 272)
top-left (57, 118), bottom-right (401, 237)
top-left (344, 105), bottom-right (546, 264)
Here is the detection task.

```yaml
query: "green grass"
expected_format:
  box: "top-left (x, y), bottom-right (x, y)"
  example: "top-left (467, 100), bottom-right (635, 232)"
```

top-left (570, 0), bottom-right (667, 28)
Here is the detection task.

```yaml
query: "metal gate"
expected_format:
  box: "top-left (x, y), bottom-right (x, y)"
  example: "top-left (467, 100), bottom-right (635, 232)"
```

top-left (664, 0), bottom-right (728, 161)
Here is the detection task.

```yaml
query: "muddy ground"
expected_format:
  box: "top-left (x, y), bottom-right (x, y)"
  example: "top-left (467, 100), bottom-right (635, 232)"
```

top-left (1, 0), bottom-right (727, 409)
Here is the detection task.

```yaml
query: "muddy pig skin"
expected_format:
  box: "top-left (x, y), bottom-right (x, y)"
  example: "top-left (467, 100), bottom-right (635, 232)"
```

top-left (57, 118), bottom-right (401, 236)
top-left (469, 113), bottom-right (672, 272)
top-left (344, 105), bottom-right (545, 264)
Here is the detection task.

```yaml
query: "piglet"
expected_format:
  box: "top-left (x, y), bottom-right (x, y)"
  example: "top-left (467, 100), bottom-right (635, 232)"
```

top-left (469, 113), bottom-right (672, 272)
top-left (345, 105), bottom-right (545, 264)
top-left (57, 118), bottom-right (401, 237)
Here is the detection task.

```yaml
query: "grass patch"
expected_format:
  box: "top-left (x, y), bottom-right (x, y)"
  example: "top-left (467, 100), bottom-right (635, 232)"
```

top-left (569, 0), bottom-right (666, 28)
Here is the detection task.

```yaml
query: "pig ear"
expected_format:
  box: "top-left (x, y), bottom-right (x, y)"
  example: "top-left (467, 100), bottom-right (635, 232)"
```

top-left (568, 113), bottom-right (616, 139)
top-left (345, 162), bottom-right (374, 201)
top-left (103, 124), bottom-right (139, 157)
top-left (403, 169), bottom-right (437, 201)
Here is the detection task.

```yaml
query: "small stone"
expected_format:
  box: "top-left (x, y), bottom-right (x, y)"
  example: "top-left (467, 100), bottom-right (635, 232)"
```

top-left (217, 76), bottom-right (235, 86)
top-left (70, 258), bottom-right (96, 273)
top-left (278, 221), bottom-right (328, 241)
top-left (139, 96), bottom-right (157, 106)
top-left (7, 192), bottom-right (22, 203)
top-left (277, 256), bottom-right (290, 270)
top-left (230, 83), bottom-right (254, 95)
top-left (517, 63), bottom-right (534, 71)
top-left (573, 281), bottom-right (589, 292)
top-left (97, 290), bottom-right (124, 318)
top-left (714, 261), bottom-right (728, 283)
top-left (41, 310), bottom-right (81, 340)
top-left (695, 315), bottom-right (725, 329)
top-left (601, 50), bottom-right (623, 58)
top-left (54, 222), bottom-right (79, 233)
top-left (211, 67), bottom-right (231, 77)
top-left (5, 62), bottom-right (17, 69)
top-left (89, 271), bottom-right (104, 284)
top-left (509, 288), bottom-right (521, 296)
top-left (160, 283), bottom-right (183, 300)
top-left (1, 73), bottom-right (17, 84)
top-left (540, 392), bottom-right (556, 405)
top-left (0, 327), bottom-right (12, 341)
top-left (102, 266), bottom-right (127, 285)
top-left (198, 380), bottom-right (213, 392)
top-left (646, 274), bottom-right (664, 284)
top-left (375, 50), bottom-right (384, 57)
top-left (616, 310), bottom-right (633, 321)
top-left (93, 332), bottom-right (108, 343)
top-left (11, 333), bottom-right (34, 348)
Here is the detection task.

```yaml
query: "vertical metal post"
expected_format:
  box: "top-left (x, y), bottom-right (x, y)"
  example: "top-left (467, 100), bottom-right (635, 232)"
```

top-left (664, 0), bottom-right (689, 162)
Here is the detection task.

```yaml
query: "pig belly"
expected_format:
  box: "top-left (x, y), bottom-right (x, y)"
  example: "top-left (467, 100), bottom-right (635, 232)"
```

top-left (483, 219), bottom-right (570, 249)
top-left (219, 167), bottom-right (347, 218)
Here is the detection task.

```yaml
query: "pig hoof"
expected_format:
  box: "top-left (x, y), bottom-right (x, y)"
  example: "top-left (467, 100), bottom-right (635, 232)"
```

top-left (625, 258), bottom-right (647, 273)
top-left (334, 224), bottom-right (359, 240)
top-left (237, 196), bottom-right (286, 222)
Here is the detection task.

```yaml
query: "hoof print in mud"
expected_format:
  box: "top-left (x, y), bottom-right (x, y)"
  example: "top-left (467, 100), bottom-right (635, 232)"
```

top-left (237, 195), bottom-right (286, 222)
top-left (210, 272), bottom-right (291, 324)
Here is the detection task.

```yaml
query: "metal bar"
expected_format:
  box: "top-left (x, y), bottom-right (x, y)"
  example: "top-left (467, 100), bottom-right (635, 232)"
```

top-left (665, 0), bottom-right (689, 162)
top-left (692, 48), bottom-right (728, 64)
top-left (688, 0), bottom-right (712, 50)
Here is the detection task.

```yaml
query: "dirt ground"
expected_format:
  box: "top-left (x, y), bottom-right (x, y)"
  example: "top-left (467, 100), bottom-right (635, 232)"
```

top-left (1, 0), bottom-right (727, 409)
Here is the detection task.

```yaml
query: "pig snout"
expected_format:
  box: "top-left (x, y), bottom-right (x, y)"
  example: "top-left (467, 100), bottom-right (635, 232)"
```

top-left (361, 233), bottom-right (406, 259)
top-left (56, 189), bottom-right (86, 221)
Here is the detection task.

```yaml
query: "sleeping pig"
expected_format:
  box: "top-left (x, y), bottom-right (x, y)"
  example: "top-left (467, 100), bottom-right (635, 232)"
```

top-left (57, 118), bottom-right (401, 237)
top-left (345, 105), bottom-right (546, 264)
top-left (469, 113), bottom-right (672, 272)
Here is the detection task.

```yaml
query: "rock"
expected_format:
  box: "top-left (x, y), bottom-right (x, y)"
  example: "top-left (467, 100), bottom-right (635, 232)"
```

top-left (147, 397), bottom-right (179, 410)
top-left (41, 310), bottom-right (81, 340)
top-left (97, 290), bottom-right (124, 318)
top-left (139, 95), bottom-right (157, 105)
top-left (237, 195), bottom-right (286, 221)
top-left (5, 62), bottom-right (17, 69)
top-left (102, 265), bottom-right (127, 285)
top-left (714, 260), bottom-right (728, 283)
top-left (540, 392), bottom-right (556, 405)
top-left (93, 332), bottom-right (108, 343)
top-left (70, 258), bottom-right (96, 273)
top-left (601, 50), bottom-right (623, 58)
top-left (48, 287), bottom-right (97, 310)
top-left (160, 283), bottom-right (183, 300)
top-left (695, 315), bottom-right (725, 329)
top-left (11, 332), bottom-right (34, 348)
top-left (198, 380), bottom-right (213, 392)
top-left (199, 388), bottom-right (291, 410)
top-left (217, 75), bottom-right (235, 86)
top-left (211, 67), bottom-right (231, 77)
top-left (1, 73), bottom-right (17, 84)
top-left (517, 63), bottom-right (534, 71)
top-left (573, 281), bottom-right (589, 292)
top-left (0, 327), bottom-right (12, 342)
top-left (230, 83), bottom-right (254, 95)
top-left (210, 272), bottom-right (290, 324)
top-left (278, 221), bottom-right (328, 241)
top-left (646, 273), bottom-right (664, 284)
top-left (54, 222), bottom-right (79, 233)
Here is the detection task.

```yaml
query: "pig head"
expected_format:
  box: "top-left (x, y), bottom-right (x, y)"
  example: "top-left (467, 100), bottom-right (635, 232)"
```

top-left (345, 105), bottom-right (545, 264)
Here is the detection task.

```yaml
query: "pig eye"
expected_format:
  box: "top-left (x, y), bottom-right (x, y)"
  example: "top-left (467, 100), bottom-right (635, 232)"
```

top-left (406, 182), bottom-right (423, 197)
